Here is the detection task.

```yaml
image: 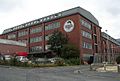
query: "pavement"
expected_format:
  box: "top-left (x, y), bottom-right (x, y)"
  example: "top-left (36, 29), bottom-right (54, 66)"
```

top-left (0, 65), bottom-right (120, 81)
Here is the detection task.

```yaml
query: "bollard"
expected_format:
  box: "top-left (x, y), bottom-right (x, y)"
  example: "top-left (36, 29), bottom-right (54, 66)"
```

top-left (103, 63), bottom-right (106, 71)
top-left (117, 65), bottom-right (120, 73)
top-left (90, 64), bottom-right (93, 71)
top-left (103, 62), bottom-right (107, 71)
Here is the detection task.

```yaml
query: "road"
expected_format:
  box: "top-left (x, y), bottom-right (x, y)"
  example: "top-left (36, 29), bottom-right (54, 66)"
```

top-left (0, 65), bottom-right (120, 81)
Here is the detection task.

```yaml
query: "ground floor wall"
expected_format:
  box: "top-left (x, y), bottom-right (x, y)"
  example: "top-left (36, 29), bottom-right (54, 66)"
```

top-left (0, 43), bottom-right (26, 55)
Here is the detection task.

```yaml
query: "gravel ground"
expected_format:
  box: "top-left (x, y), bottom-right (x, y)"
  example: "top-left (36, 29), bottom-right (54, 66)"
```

top-left (0, 65), bottom-right (120, 81)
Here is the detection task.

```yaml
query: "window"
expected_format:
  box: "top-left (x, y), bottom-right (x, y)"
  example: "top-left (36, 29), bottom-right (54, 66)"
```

top-left (30, 36), bottom-right (42, 43)
top-left (45, 22), bottom-right (60, 30)
top-left (45, 45), bottom-right (51, 50)
top-left (18, 39), bottom-right (28, 44)
top-left (82, 42), bottom-right (92, 49)
top-left (94, 35), bottom-right (97, 43)
top-left (30, 27), bottom-right (42, 34)
top-left (18, 30), bottom-right (28, 37)
top-left (8, 34), bottom-right (16, 39)
top-left (82, 30), bottom-right (92, 39)
top-left (45, 34), bottom-right (52, 40)
top-left (80, 19), bottom-right (91, 29)
top-left (30, 46), bottom-right (43, 52)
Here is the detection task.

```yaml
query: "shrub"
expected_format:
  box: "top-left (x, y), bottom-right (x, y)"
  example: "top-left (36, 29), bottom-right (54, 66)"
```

top-left (65, 58), bottom-right (80, 65)
top-left (116, 56), bottom-right (120, 64)
top-left (61, 44), bottom-right (80, 59)
top-left (54, 60), bottom-right (65, 66)
top-left (9, 57), bottom-right (18, 66)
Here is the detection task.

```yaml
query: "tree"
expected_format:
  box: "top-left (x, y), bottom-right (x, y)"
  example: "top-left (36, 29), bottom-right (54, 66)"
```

top-left (47, 30), bottom-right (68, 56)
top-left (61, 44), bottom-right (80, 59)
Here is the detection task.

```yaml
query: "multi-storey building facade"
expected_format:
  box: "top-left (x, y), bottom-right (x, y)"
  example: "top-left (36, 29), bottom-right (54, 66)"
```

top-left (0, 6), bottom-right (119, 63)
top-left (101, 32), bottom-right (120, 63)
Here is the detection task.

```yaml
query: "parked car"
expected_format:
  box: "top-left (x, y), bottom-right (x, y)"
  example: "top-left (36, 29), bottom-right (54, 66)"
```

top-left (34, 58), bottom-right (51, 64)
top-left (4, 55), bottom-right (11, 61)
top-left (16, 56), bottom-right (28, 62)
top-left (48, 57), bottom-right (64, 63)
top-left (0, 55), bottom-right (4, 61)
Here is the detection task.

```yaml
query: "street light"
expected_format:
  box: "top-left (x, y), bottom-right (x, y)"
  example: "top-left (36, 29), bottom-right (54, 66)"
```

top-left (105, 30), bottom-right (110, 63)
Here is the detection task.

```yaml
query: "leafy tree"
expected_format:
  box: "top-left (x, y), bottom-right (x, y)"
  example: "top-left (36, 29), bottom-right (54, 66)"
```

top-left (61, 44), bottom-right (80, 59)
top-left (47, 30), bottom-right (68, 56)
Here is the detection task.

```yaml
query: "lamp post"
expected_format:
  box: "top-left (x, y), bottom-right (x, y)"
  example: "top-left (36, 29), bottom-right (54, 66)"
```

top-left (105, 30), bottom-right (110, 63)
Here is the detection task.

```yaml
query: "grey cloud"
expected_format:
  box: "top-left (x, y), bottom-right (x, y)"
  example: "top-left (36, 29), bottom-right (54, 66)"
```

top-left (100, 0), bottom-right (120, 16)
top-left (106, 0), bottom-right (120, 16)
top-left (0, 0), bottom-right (24, 12)
top-left (107, 7), bottom-right (120, 16)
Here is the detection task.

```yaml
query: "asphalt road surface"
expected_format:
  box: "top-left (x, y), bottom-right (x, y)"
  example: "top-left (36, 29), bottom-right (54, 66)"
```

top-left (0, 65), bottom-right (120, 81)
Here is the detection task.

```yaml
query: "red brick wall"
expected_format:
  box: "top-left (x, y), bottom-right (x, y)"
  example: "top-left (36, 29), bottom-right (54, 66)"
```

top-left (0, 13), bottom-right (102, 62)
top-left (0, 43), bottom-right (26, 55)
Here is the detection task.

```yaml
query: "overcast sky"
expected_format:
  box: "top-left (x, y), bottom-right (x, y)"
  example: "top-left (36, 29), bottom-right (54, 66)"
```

top-left (0, 0), bottom-right (120, 38)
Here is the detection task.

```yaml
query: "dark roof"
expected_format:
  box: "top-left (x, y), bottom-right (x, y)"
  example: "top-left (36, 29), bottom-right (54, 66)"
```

top-left (61, 7), bottom-right (99, 25)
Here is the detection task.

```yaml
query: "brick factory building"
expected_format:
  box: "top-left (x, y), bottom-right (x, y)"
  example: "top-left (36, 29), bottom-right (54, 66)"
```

top-left (0, 39), bottom-right (26, 56)
top-left (101, 32), bottom-right (120, 63)
top-left (0, 7), bottom-right (120, 63)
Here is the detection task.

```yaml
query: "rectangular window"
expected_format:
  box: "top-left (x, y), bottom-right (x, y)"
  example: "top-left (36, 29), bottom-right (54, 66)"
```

top-left (45, 45), bottom-right (51, 50)
top-left (18, 39), bottom-right (28, 44)
top-left (82, 30), bottom-right (92, 39)
top-left (82, 42), bottom-right (92, 49)
top-left (8, 34), bottom-right (16, 39)
top-left (30, 46), bottom-right (43, 52)
top-left (18, 30), bottom-right (28, 37)
top-left (45, 22), bottom-right (60, 31)
top-left (30, 27), bottom-right (42, 34)
top-left (80, 19), bottom-right (91, 29)
top-left (94, 35), bottom-right (97, 43)
top-left (30, 36), bottom-right (42, 43)
top-left (45, 34), bottom-right (52, 40)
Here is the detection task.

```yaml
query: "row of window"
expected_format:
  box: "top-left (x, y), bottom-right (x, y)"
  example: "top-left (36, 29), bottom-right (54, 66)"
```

top-left (30, 46), bottom-right (43, 52)
top-left (30, 45), bottom-right (51, 52)
top-left (82, 42), bottom-right (92, 49)
top-left (30, 42), bottom-right (92, 53)
top-left (30, 27), bottom-right (42, 34)
top-left (80, 19), bottom-right (91, 29)
top-left (82, 30), bottom-right (92, 39)
top-left (9, 34), bottom-right (52, 43)
top-left (7, 22), bottom-right (60, 39)
top-left (18, 27), bottom-right (43, 37)
top-left (18, 31), bottom-right (28, 37)
top-left (18, 39), bottom-right (28, 44)
top-left (8, 34), bottom-right (16, 39)
top-left (45, 34), bottom-right (52, 40)
top-left (45, 22), bottom-right (60, 30)
top-left (30, 36), bottom-right (42, 43)
top-left (8, 34), bottom-right (52, 43)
